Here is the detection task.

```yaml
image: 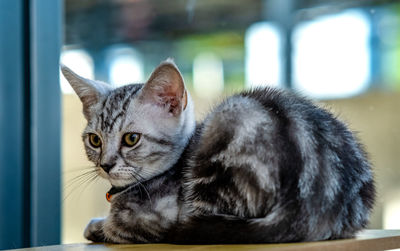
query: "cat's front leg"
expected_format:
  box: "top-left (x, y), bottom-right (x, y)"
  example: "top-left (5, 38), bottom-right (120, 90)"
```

top-left (84, 218), bottom-right (106, 242)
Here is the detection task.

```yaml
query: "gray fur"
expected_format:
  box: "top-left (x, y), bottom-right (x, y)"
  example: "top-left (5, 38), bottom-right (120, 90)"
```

top-left (62, 60), bottom-right (375, 244)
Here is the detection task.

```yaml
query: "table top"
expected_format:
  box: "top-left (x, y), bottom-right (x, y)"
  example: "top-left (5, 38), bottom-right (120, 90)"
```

top-left (8, 230), bottom-right (400, 251)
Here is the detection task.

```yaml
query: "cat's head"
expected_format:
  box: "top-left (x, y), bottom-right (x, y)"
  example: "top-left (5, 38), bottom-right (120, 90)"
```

top-left (61, 60), bottom-right (195, 187)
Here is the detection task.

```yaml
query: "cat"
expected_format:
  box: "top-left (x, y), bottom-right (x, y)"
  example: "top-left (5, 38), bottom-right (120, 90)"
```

top-left (61, 59), bottom-right (375, 244)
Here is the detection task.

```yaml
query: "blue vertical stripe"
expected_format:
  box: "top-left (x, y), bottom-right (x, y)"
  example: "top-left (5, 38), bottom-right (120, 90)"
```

top-left (30, 0), bottom-right (62, 246)
top-left (0, 0), bottom-right (25, 249)
top-left (0, 0), bottom-right (62, 249)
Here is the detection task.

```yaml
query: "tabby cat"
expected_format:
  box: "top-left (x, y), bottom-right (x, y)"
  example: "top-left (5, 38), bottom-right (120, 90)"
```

top-left (61, 59), bottom-right (375, 244)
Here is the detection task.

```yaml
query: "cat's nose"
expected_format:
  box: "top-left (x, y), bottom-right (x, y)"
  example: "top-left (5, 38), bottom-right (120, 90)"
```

top-left (100, 163), bottom-right (115, 173)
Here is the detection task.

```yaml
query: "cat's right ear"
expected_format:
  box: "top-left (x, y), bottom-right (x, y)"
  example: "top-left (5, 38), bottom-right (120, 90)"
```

top-left (139, 60), bottom-right (187, 117)
top-left (61, 65), bottom-right (111, 120)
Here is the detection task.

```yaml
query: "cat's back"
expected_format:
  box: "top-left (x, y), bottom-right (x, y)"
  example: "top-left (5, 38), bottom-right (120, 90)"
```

top-left (184, 87), bottom-right (309, 218)
top-left (182, 87), bottom-right (375, 242)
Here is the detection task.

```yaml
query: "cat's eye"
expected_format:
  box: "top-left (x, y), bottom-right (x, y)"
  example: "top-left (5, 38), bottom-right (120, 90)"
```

top-left (123, 133), bottom-right (141, 147)
top-left (89, 133), bottom-right (102, 148)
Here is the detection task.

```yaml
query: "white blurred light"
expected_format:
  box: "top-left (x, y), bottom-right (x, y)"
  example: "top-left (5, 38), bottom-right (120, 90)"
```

top-left (193, 53), bottom-right (224, 98)
top-left (293, 9), bottom-right (371, 99)
top-left (245, 22), bottom-right (283, 88)
top-left (60, 49), bottom-right (94, 94)
top-left (108, 46), bottom-right (144, 87)
top-left (384, 192), bottom-right (400, 229)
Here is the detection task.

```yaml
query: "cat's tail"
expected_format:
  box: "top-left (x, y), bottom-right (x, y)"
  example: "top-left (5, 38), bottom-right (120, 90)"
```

top-left (167, 214), bottom-right (301, 244)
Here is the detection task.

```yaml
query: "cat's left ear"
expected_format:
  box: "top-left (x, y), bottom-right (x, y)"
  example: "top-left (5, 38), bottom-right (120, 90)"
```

top-left (140, 60), bottom-right (187, 116)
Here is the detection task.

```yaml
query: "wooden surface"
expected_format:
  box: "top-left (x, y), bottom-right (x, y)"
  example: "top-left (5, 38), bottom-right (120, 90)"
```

top-left (8, 230), bottom-right (400, 251)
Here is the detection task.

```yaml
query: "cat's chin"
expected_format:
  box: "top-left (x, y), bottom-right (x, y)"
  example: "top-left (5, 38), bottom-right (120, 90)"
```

top-left (100, 168), bottom-right (142, 188)
top-left (108, 178), bottom-right (136, 188)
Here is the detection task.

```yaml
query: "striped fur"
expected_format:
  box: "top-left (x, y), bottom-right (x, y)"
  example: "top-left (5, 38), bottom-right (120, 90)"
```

top-left (62, 60), bottom-right (375, 244)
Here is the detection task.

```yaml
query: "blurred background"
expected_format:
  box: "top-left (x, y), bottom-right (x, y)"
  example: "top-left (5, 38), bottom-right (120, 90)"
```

top-left (0, 0), bottom-right (399, 249)
top-left (62, 0), bottom-right (400, 243)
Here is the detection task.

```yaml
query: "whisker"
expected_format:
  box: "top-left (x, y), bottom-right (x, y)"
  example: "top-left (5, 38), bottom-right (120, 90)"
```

top-left (63, 172), bottom-right (98, 202)
top-left (63, 166), bottom-right (94, 173)
top-left (80, 174), bottom-right (101, 198)
top-left (64, 169), bottom-right (99, 189)
top-left (63, 168), bottom-right (100, 202)
top-left (137, 168), bottom-right (155, 177)
top-left (64, 168), bottom-right (97, 181)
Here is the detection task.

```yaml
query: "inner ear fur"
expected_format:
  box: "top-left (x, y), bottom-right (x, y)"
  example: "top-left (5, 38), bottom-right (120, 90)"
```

top-left (141, 61), bottom-right (187, 116)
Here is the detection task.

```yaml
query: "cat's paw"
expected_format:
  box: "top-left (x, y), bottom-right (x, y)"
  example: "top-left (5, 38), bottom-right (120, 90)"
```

top-left (84, 218), bottom-right (106, 242)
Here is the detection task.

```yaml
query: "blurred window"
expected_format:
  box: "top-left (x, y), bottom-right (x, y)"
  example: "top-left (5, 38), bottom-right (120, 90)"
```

top-left (292, 9), bottom-right (371, 99)
top-left (60, 49), bottom-right (94, 93)
top-left (245, 22), bottom-right (283, 88)
top-left (107, 45), bottom-right (144, 87)
top-left (379, 7), bottom-right (400, 89)
top-left (193, 52), bottom-right (224, 98)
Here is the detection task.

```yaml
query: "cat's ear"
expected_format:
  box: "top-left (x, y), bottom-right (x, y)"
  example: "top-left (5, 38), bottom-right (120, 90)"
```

top-left (61, 64), bottom-right (111, 120)
top-left (140, 59), bottom-right (187, 116)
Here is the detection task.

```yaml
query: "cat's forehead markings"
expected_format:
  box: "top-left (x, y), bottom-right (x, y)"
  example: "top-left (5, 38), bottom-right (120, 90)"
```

top-left (97, 84), bottom-right (143, 133)
top-left (121, 121), bottom-right (137, 131)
